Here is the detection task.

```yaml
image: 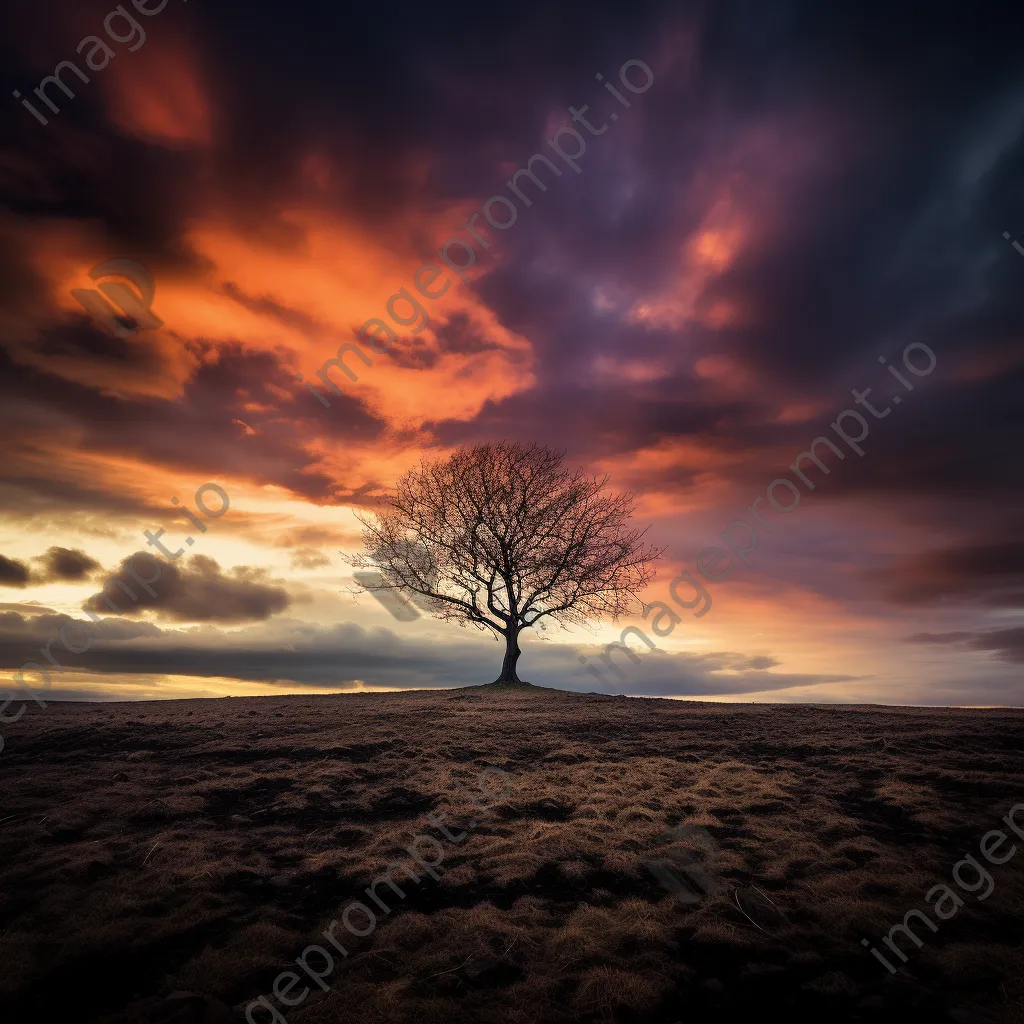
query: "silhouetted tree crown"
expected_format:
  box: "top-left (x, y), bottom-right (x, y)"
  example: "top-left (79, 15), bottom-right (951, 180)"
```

top-left (355, 441), bottom-right (661, 684)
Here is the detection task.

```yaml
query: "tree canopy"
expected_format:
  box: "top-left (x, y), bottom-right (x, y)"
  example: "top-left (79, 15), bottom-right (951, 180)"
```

top-left (355, 441), bottom-right (661, 684)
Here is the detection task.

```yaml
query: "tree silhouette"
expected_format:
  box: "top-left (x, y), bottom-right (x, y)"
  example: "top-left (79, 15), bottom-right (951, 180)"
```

top-left (354, 441), bottom-right (661, 684)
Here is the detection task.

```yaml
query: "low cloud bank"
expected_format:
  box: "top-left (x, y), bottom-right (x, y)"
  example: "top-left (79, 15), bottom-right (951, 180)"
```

top-left (0, 607), bottom-right (849, 699)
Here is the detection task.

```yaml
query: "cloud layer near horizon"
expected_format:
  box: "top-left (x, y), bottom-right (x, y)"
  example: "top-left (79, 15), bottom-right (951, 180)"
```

top-left (0, 606), bottom-right (852, 699)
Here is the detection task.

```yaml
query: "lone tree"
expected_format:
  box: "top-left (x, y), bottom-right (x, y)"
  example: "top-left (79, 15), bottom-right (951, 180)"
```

top-left (354, 441), bottom-right (661, 685)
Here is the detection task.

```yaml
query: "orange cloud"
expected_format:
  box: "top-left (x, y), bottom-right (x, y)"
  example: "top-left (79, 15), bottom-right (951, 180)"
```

top-left (11, 177), bottom-right (537, 430)
top-left (182, 205), bottom-right (536, 429)
top-left (102, 38), bottom-right (211, 147)
top-left (594, 438), bottom-right (750, 519)
top-left (628, 193), bottom-right (750, 331)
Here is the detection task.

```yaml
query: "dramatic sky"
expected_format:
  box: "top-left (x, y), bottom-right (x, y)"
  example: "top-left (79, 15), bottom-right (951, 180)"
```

top-left (1, 0), bottom-right (1022, 721)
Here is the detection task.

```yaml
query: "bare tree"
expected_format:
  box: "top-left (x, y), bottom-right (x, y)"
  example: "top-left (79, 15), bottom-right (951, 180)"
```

top-left (353, 441), bottom-right (662, 685)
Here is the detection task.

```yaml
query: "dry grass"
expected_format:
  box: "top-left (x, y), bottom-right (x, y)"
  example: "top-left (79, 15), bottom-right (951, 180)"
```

top-left (0, 686), bottom-right (1022, 1023)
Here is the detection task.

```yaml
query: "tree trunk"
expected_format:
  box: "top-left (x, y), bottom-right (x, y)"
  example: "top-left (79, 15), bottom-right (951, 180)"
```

top-left (492, 629), bottom-right (522, 684)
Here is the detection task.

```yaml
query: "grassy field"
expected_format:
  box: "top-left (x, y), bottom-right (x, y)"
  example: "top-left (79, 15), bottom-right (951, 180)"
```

top-left (1, 685), bottom-right (1022, 1023)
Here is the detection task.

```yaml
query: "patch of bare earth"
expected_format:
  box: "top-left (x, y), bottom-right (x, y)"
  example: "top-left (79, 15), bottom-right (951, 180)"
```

top-left (0, 688), bottom-right (1022, 1023)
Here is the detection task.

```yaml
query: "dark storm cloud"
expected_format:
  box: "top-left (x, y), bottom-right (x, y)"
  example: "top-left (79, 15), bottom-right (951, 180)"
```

top-left (380, 336), bottom-right (440, 371)
top-left (906, 628), bottom-right (1024, 664)
top-left (0, 0), bottom-right (657, 286)
top-left (220, 282), bottom-right (322, 335)
top-left (434, 314), bottom-right (508, 358)
top-left (0, 555), bottom-right (30, 587)
top-left (879, 540), bottom-right (1024, 607)
top-left (0, 339), bottom-right (382, 520)
top-left (3, 0), bottom-right (1022, 358)
top-left (31, 546), bottom-right (103, 582)
top-left (0, 548), bottom-right (102, 589)
top-left (85, 553), bottom-right (290, 623)
top-left (411, 1), bottom-right (1024, 538)
top-left (0, 475), bottom-right (160, 529)
top-left (32, 316), bottom-right (167, 373)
